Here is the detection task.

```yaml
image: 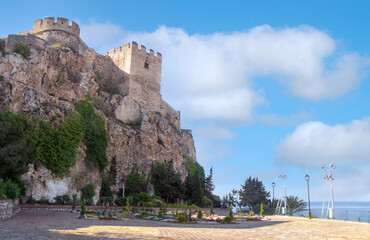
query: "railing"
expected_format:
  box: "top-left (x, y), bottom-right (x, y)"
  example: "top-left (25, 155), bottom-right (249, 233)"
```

top-left (296, 209), bottom-right (370, 223)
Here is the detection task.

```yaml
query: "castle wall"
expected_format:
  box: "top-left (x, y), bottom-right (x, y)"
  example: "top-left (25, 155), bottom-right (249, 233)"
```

top-left (4, 34), bottom-right (46, 52)
top-left (160, 100), bottom-right (181, 130)
top-left (106, 41), bottom-right (162, 111)
top-left (32, 17), bottom-right (80, 37)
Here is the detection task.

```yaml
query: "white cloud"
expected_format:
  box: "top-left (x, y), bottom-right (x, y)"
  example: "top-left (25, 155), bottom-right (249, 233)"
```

top-left (194, 125), bottom-right (236, 140)
top-left (80, 23), bottom-right (367, 123)
top-left (256, 110), bottom-right (313, 126)
top-left (195, 138), bottom-right (232, 165)
top-left (275, 118), bottom-right (370, 168)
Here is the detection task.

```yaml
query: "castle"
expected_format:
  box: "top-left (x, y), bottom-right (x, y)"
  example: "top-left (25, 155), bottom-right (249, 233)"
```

top-left (7, 17), bottom-right (183, 130)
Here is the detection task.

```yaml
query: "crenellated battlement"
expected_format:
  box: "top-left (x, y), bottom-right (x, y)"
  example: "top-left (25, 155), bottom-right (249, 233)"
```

top-left (106, 41), bottom-right (162, 111)
top-left (31, 17), bottom-right (80, 37)
top-left (107, 41), bottom-right (162, 59)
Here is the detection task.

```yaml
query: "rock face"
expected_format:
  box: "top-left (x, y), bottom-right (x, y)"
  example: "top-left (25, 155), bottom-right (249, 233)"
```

top-left (0, 19), bottom-right (196, 203)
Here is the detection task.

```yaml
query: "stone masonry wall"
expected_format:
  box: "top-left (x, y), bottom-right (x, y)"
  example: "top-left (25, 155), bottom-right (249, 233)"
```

top-left (0, 199), bottom-right (14, 220)
top-left (160, 100), bottom-right (181, 130)
top-left (32, 17), bottom-right (80, 37)
top-left (106, 41), bottom-right (162, 111)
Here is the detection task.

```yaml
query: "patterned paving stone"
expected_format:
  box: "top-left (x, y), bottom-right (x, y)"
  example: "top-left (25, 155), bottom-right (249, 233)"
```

top-left (0, 210), bottom-right (368, 239)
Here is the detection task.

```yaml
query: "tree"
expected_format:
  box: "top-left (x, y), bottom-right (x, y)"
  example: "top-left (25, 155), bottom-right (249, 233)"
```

top-left (286, 195), bottom-right (306, 216)
top-left (189, 168), bottom-right (203, 205)
top-left (239, 177), bottom-right (270, 210)
top-left (0, 111), bottom-right (37, 179)
top-left (150, 160), bottom-right (185, 203)
top-left (221, 189), bottom-right (238, 208)
top-left (80, 183), bottom-right (95, 205)
top-left (204, 167), bottom-right (215, 197)
top-left (107, 156), bottom-right (117, 187)
top-left (124, 166), bottom-right (147, 196)
top-left (184, 158), bottom-right (205, 206)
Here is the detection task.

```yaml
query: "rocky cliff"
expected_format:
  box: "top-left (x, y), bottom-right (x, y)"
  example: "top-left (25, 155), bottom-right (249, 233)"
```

top-left (0, 27), bottom-right (196, 203)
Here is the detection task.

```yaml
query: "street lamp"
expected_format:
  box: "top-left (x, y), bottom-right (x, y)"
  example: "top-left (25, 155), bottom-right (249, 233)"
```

top-left (305, 174), bottom-right (311, 219)
top-left (321, 163), bottom-right (336, 219)
top-left (279, 174), bottom-right (287, 215)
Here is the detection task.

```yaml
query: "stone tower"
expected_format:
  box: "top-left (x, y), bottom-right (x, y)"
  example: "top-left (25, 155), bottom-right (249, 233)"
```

top-left (106, 42), bottom-right (162, 111)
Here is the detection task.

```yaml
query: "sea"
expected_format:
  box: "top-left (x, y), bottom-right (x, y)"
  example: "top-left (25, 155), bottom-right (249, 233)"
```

top-left (295, 201), bottom-right (370, 223)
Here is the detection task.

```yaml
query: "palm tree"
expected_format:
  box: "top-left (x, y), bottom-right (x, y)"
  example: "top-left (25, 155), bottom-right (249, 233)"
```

top-left (286, 196), bottom-right (306, 216)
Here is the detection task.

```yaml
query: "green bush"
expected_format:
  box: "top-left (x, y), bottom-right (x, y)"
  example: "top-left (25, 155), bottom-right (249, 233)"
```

top-left (37, 111), bottom-right (83, 176)
top-left (260, 203), bottom-right (265, 217)
top-left (0, 111), bottom-right (38, 179)
top-left (229, 204), bottom-right (233, 217)
top-left (197, 209), bottom-right (203, 219)
top-left (224, 216), bottom-right (232, 223)
top-left (124, 167), bottom-right (147, 196)
top-left (36, 197), bottom-right (50, 205)
top-left (72, 194), bottom-right (77, 211)
top-left (178, 215), bottom-right (186, 223)
top-left (54, 194), bottom-right (71, 205)
top-left (114, 196), bottom-right (133, 206)
top-left (80, 199), bottom-right (86, 215)
top-left (0, 180), bottom-right (21, 200)
top-left (150, 160), bottom-right (185, 203)
top-left (80, 183), bottom-right (95, 205)
top-left (100, 179), bottom-right (112, 198)
top-left (75, 95), bottom-right (107, 170)
top-left (141, 211), bottom-right (149, 218)
top-left (0, 39), bottom-right (5, 56)
top-left (13, 43), bottom-right (30, 59)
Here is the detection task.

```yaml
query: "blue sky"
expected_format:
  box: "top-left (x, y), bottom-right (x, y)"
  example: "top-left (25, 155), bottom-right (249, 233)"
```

top-left (2, 0), bottom-right (370, 202)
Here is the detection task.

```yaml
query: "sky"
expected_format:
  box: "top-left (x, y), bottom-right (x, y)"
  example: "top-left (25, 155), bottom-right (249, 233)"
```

top-left (1, 0), bottom-right (370, 202)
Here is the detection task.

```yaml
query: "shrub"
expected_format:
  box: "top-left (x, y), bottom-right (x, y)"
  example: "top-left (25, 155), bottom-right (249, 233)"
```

top-left (224, 216), bottom-right (232, 223)
top-left (157, 210), bottom-right (163, 218)
top-left (197, 209), bottom-right (203, 219)
top-left (229, 204), bottom-right (233, 217)
top-left (80, 183), bottom-right (95, 205)
top-left (178, 215), bottom-right (186, 223)
top-left (124, 198), bottom-right (130, 217)
top-left (0, 39), bottom-right (5, 56)
top-left (92, 97), bottom-right (111, 116)
top-left (0, 180), bottom-right (21, 200)
top-left (13, 43), bottom-right (30, 59)
top-left (210, 201), bottom-right (214, 215)
top-left (150, 160), bottom-right (185, 203)
top-left (80, 199), bottom-right (86, 215)
top-left (124, 167), bottom-right (147, 196)
top-left (54, 194), bottom-right (71, 205)
top-left (0, 111), bottom-right (38, 179)
top-left (141, 211), bottom-right (149, 218)
top-left (72, 194), bottom-right (77, 211)
top-left (100, 179), bottom-right (112, 198)
top-left (36, 197), bottom-right (50, 205)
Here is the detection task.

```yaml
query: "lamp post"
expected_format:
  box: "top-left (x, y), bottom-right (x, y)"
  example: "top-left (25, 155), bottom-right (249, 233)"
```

top-left (322, 163), bottom-right (336, 219)
top-left (279, 174), bottom-right (287, 215)
top-left (272, 182), bottom-right (276, 215)
top-left (305, 174), bottom-right (311, 219)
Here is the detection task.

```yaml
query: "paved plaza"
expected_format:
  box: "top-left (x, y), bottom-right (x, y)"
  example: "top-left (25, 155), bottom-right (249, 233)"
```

top-left (0, 209), bottom-right (369, 239)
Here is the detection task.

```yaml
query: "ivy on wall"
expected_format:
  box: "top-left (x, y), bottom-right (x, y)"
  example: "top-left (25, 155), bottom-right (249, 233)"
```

top-left (37, 111), bottom-right (84, 176)
top-left (75, 95), bottom-right (108, 170)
